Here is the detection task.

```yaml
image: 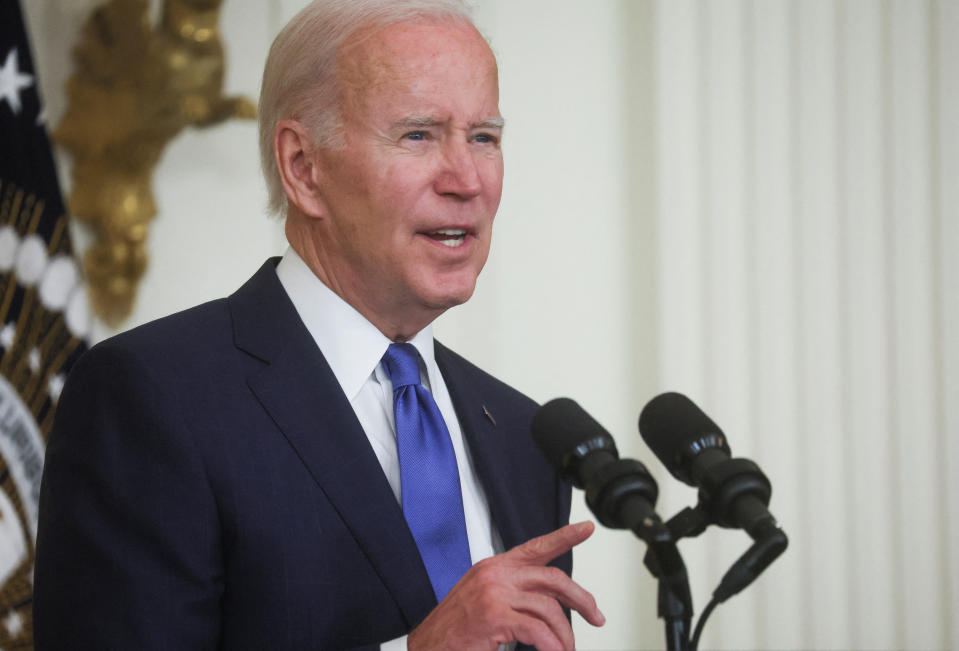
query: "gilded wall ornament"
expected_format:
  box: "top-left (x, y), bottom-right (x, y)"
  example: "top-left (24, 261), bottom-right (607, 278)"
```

top-left (55, 0), bottom-right (256, 325)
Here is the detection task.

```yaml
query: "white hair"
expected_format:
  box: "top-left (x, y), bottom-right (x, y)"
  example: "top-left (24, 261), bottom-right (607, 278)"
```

top-left (258, 0), bottom-right (478, 217)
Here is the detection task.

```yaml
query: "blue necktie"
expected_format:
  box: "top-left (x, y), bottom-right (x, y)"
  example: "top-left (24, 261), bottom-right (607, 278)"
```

top-left (382, 343), bottom-right (471, 601)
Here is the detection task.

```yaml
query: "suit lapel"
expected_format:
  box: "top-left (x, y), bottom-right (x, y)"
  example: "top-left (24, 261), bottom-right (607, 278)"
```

top-left (434, 343), bottom-right (530, 553)
top-left (228, 261), bottom-right (437, 627)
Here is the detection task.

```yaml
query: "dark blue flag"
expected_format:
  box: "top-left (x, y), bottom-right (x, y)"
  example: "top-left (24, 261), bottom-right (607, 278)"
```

top-left (0, 0), bottom-right (89, 645)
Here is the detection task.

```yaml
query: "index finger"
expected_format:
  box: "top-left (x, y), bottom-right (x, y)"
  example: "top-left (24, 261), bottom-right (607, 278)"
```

top-left (507, 521), bottom-right (595, 566)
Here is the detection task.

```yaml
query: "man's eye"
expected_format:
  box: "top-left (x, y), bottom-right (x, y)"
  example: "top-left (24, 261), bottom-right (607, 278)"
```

top-left (474, 133), bottom-right (499, 145)
top-left (403, 131), bottom-right (427, 141)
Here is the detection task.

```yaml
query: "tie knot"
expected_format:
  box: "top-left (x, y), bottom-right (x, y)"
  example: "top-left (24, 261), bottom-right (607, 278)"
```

top-left (382, 343), bottom-right (422, 389)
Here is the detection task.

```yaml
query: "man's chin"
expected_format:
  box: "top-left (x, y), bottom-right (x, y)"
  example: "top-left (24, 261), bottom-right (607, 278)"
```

top-left (419, 283), bottom-right (477, 312)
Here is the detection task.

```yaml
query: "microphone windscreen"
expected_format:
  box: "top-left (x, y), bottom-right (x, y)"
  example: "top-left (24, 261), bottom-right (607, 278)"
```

top-left (531, 397), bottom-right (615, 471)
top-left (638, 392), bottom-right (726, 468)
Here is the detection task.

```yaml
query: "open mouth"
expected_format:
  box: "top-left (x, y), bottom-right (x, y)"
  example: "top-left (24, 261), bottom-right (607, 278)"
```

top-left (423, 228), bottom-right (468, 248)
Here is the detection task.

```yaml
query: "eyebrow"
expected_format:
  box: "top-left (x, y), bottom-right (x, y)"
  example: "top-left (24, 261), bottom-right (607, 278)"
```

top-left (390, 116), bottom-right (506, 131)
top-left (473, 117), bottom-right (506, 130)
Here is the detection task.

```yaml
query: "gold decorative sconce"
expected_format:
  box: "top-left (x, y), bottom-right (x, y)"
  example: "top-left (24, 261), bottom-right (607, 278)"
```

top-left (55, 0), bottom-right (256, 325)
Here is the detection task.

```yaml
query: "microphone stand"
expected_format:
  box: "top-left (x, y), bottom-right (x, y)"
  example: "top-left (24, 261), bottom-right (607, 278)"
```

top-left (657, 498), bottom-right (788, 650)
top-left (577, 450), bottom-right (787, 649)
top-left (582, 457), bottom-right (694, 651)
top-left (686, 455), bottom-right (790, 604)
top-left (642, 535), bottom-right (692, 651)
top-left (617, 500), bottom-right (693, 651)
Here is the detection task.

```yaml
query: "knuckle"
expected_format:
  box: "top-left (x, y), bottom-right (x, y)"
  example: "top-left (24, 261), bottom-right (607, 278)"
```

top-left (471, 559), bottom-right (501, 585)
top-left (473, 556), bottom-right (496, 570)
top-left (544, 566), bottom-right (568, 584)
top-left (526, 536), bottom-right (550, 556)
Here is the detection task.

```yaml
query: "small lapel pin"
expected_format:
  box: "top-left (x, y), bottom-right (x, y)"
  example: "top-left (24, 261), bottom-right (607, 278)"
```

top-left (482, 405), bottom-right (496, 426)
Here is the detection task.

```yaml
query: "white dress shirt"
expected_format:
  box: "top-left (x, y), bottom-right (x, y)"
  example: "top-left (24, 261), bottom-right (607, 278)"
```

top-left (275, 248), bottom-right (502, 649)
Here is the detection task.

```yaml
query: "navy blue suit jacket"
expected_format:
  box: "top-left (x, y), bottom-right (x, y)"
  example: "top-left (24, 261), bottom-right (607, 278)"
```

top-left (34, 260), bottom-right (572, 650)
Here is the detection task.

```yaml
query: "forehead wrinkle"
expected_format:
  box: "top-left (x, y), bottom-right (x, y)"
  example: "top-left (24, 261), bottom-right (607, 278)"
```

top-left (338, 46), bottom-right (402, 114)
top-left (351, 20), bottom-right (496, 76)
top-left (338, 19), bottom-right (461, 90)
top-left (336, 20), bottom-right (500, 131)
top-left (336, 22), bottom-right (414, 120)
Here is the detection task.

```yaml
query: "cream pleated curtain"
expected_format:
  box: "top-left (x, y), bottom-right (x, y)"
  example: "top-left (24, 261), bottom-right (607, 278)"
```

top-left (649, 1), bottom-right (957, 649)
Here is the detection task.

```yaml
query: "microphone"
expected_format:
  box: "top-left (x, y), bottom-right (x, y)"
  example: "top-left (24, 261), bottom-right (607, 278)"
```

top-left (531, 398), bottom-right (666, 542)
top-left (639, 392), bottom-right (789, 608)
top-left (534, 398), bottom-right (694, 649)
top-left (638, 392), bottom-right (778, 541)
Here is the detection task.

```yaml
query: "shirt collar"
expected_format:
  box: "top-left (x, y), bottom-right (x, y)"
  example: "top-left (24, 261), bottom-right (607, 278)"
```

top-left (275, 247), bottom-right (437, 399)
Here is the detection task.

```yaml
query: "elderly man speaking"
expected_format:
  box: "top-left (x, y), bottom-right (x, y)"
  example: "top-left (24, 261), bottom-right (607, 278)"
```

top-left (33, 0), bottom-right (604, 649)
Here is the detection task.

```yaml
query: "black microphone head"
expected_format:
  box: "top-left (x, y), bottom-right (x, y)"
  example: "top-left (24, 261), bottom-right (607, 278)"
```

top-left (638, 392), bottom-right (730, 485)
top-left (531, 398), bottom-right (618, 487)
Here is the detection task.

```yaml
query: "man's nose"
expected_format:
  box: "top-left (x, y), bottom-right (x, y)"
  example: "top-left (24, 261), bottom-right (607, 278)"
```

top-left (434, 140), bottom-right (483, 199)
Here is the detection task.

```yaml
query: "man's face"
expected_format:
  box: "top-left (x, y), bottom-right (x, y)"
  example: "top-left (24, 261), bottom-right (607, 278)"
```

top-left (311, 19), bottom-right (503, 335)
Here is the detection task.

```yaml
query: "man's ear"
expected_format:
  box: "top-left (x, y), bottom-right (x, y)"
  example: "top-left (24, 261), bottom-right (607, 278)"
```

top-left (274, 119), bottom-right (327, 218)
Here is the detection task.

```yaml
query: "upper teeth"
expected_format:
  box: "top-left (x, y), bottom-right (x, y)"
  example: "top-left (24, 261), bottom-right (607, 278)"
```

top-left (431, 229), bottom-right (466, 247)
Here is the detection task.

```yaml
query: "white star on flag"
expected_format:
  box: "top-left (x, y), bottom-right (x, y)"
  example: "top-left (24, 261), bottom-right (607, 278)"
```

top-left (3, 609), bottom-right (23, 636)
top-left (0, 323), bottom-right (14, 349)
top-left (0, 47), bottom-right (34, 115)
